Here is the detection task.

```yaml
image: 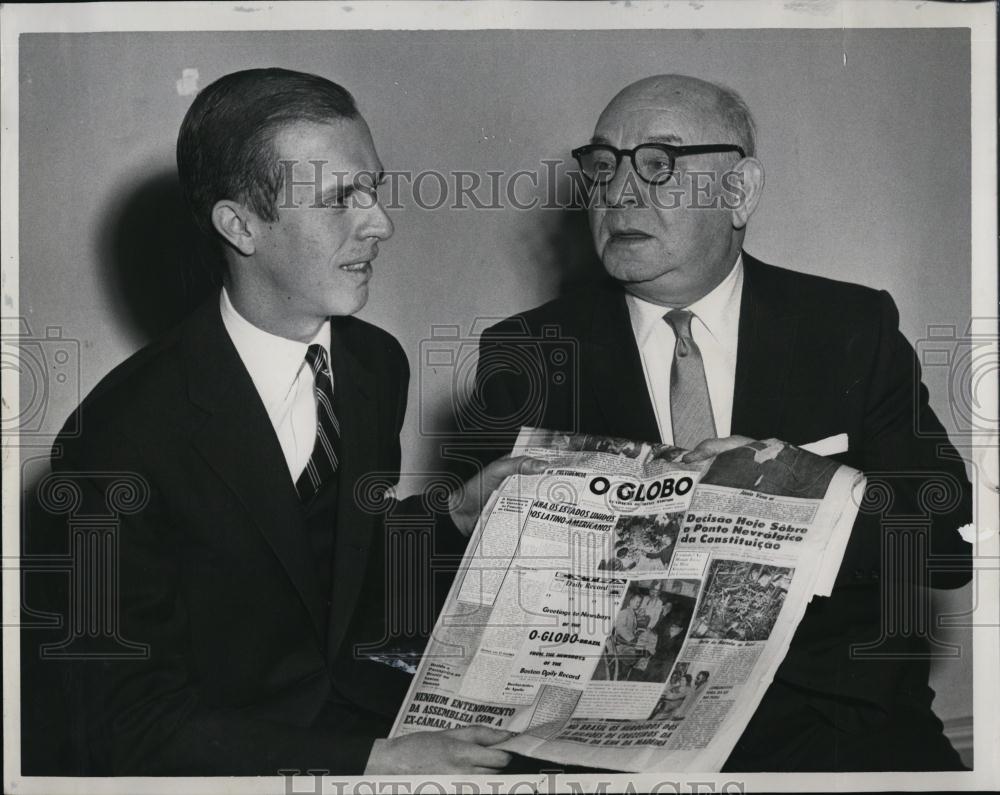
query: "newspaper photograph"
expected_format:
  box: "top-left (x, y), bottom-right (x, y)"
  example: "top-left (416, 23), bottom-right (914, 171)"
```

top-left (391, 428), bottom-right (866, 771)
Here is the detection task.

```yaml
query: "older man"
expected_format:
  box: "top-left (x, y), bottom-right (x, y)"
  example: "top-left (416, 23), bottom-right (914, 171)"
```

top-left (38, 68), bottom-right (540, 776)
top-left (473, 75), bottom-right (972, 770)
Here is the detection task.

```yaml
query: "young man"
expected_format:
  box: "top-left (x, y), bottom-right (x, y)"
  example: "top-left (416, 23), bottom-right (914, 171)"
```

top-left (44, 68), bottom-right (537, 776)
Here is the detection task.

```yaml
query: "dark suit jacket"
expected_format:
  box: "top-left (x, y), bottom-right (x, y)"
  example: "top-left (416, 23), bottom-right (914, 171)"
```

top-left (38, 297), bottom-right (444, 775)
top-left (472, 253), bottom-right (972, 771)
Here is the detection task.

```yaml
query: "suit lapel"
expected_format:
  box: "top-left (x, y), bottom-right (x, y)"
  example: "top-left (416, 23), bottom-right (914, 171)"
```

top-left (731, 254), bottom-right (799, 439)
top-left (184, 300), bottom-right (328, 644)
top-left (587, 286), bottom-right (661, 444)
top-left (326, 320), bottom-right (378, 658)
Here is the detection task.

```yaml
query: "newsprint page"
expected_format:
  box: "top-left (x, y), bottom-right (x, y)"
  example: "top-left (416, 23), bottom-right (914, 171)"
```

top-left (393, 430), bottom-right (864, 771)
top-left (1, 2), bottom-right (998, 795)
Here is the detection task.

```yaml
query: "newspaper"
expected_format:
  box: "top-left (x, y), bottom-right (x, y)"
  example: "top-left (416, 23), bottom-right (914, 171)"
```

top-left (390, 428), bottom-right (866, 772)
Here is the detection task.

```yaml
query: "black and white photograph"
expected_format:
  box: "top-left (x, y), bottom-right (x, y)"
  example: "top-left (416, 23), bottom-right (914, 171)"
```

top-left (526, 429), bottom-right (644, 458)
top-left (689, 561), bottom-right (792, 642)
top-left (597, 510), bottom-right (683, 572)
top-left (591, 578), bottom-right (698, 684)
top-left (2, 0), bottom-right (995, 790)
top-left (698, 439), bottom-right (840, 500)
top-left (648, 663), bottom-right (712, 722)
top-left (649, 442), bottom-right (686, 463)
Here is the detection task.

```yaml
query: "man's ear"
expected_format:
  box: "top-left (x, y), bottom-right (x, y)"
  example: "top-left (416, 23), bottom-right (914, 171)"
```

top-left (211, 200), bottom-right (257, 257)
top-left (724, 158), bottom-right (765, 230)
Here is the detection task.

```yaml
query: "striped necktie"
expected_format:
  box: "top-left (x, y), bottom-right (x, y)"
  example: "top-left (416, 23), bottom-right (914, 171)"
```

top-left (664, 309), bottom-right (717, 451)
top-left (295, 344), bottom-right (341, 502)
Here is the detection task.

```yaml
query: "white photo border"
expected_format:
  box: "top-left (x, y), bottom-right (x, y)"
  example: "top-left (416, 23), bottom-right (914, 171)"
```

top-left (2, 2), bottom-right (996, 793)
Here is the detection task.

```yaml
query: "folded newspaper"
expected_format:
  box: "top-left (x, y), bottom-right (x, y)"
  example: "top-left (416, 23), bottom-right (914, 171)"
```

top-left (390, 428), bottom-right (866, 772)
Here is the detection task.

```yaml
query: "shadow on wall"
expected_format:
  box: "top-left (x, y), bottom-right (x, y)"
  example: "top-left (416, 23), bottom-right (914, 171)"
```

top-left (427, 201), bottom-right (606, 484)
top-left (98, 169), bottom-right (221, 345)
top-left (99, 169), bottom-right (604, 348)
top-left (516, 203), bottom-right (606, 298)
top-left (551, 207), bottom-right (605, 295)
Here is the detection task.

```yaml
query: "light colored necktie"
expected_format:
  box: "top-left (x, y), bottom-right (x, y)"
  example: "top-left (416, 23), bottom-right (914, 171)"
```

top-left (664, 309), bottom-right (716, 450)
top-left (295, 344), bottom-right (341, 502)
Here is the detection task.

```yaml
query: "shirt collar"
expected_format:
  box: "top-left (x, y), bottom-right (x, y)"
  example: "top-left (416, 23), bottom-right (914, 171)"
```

top-left (626, 253), bottom-right (744, 347)
top-left (220, 287), bottom-right (331, 413)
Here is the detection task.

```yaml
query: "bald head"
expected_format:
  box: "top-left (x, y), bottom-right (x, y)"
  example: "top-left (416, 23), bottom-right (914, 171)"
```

top-left (598, 75), bottom-right (756, 158)
top-left (584, 73), bottom-right (765, 307)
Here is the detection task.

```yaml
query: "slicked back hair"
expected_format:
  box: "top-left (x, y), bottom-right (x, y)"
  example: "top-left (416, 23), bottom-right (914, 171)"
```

top-left (176, 68), bottom-right (358, 248)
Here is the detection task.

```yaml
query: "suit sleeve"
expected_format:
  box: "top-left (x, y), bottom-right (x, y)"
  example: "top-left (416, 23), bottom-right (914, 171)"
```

top-left (765, 289), bottom-right (975, 724)
top-left (382, 339), bottom-right (469, 589)
top-left (857, 291), bottom-right (972, 588)
top-left (52, 426), bottom-right (381, 776)
top-left (466, 320), bottom-right (540, 471)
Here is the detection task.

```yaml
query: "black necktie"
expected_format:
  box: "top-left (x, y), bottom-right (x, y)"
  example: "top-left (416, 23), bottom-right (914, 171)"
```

top-left (295, 344), bottom-right (341, 502)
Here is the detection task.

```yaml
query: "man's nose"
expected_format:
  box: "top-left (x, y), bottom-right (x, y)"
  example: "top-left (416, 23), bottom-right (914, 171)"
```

top-left (604, 157), bottom-right (640, 209)
top-left (362, 201), bottom-right (394, 241)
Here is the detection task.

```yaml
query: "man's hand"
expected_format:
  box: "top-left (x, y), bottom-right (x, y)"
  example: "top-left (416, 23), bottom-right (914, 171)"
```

top-left (449, 455), bottom-right (548, 536)
top-left (681, 435), bottom-right (754, 463)
top-left (364, 727), bottom-right (514, 774)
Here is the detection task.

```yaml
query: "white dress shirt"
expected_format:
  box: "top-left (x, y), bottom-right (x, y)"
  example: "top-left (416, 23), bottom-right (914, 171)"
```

top-left (626, 254), bottom-right (744, 445)
top-left (220, 288), bottom-right (330, 481)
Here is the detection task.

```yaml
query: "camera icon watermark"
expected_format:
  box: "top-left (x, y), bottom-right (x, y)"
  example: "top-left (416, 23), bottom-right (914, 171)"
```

top-left (417, 317), bottom-right (579, 440)
top-left (1, 317), bottom-right (81, 443)
top-left (915, 317), bottom-right (998, 439)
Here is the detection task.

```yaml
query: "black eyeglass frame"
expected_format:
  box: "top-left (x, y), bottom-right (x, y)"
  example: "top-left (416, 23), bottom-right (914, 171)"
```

top-left (571, 142), bottom-right (747, 185)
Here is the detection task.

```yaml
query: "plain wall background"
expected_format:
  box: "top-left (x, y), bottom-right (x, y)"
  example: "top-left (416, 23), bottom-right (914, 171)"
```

top-left (17, 28), bottom-right (974, 747)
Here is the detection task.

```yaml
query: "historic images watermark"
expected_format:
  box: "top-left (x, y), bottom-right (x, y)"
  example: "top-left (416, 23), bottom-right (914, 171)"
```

top-left (1, 317), bottom-right (82, 445)
top-left (279, 769), bottom-right (748, 794)
top-left (274, 161), bottom-right (750, 213)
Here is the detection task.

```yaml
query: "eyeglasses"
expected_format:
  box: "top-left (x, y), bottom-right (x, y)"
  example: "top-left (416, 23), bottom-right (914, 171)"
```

top-left (571, 142), bottom-right (746, 185)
